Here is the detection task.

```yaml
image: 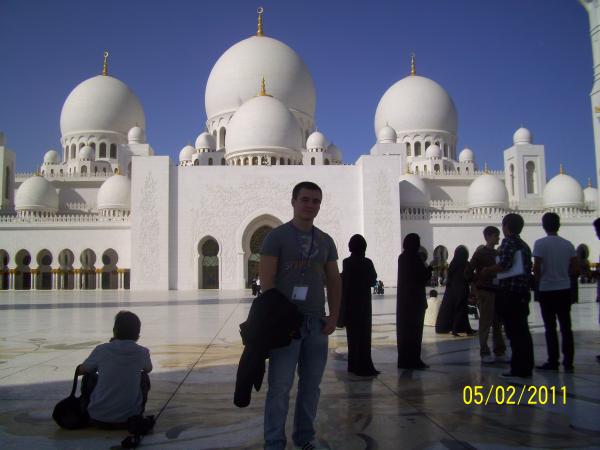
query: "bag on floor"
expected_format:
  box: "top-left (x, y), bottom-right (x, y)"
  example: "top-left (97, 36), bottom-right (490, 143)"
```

top-left (52, 368), bottom-right (89, 429)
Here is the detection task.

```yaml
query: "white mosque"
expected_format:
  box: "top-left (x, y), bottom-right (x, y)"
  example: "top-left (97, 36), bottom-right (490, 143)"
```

top-left (0, 8), bottom-right (598, 292)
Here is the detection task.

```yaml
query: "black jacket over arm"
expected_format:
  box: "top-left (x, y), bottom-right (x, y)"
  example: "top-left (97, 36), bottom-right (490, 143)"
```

top-left (234, 288), bottom-right (303, 408)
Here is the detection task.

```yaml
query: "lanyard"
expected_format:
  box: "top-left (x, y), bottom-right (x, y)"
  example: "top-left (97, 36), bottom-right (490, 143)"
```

top-left (294, 225), bottom-right (315, 279)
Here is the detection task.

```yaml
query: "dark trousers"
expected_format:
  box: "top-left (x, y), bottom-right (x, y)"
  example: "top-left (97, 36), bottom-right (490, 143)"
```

top-left (538, 289), bottom-right (574, 367)
top-left (81, 371), bottom-right (151, 428)
top-left (495, 291), bottom-right (534, 376)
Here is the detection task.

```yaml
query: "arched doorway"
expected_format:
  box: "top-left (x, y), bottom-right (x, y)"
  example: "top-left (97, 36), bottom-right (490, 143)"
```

top-left (246, 226), bottom-right (272, 288)
top-left (80, 249), bottom-right (96, 290)
top-left (58, 249), bottom-right (75, 289)
top-left (15, 249), bottom-right (31, 290)
top-left (198, 238), bottom-right (219, 289)
top-left (577, 244), bottom-right (592, 282)
top-left (432, 245), bottom-right (448, 286)
top-left (101, 249), bottom-right (119, 289)
top-left (36, 249), bottom-right (53, 290)
top-left (0, 250), bottom-right (9, 290)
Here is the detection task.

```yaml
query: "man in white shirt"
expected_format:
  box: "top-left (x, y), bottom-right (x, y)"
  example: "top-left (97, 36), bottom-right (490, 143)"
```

top-left (533, 213), bottom-right (579, 373)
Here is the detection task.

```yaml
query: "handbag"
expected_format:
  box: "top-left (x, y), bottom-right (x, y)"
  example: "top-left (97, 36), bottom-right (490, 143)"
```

top-left (52, 368), bottom-right (89, 429)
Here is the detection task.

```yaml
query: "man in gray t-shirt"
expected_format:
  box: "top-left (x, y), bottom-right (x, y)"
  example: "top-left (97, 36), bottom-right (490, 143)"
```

top-left (533, 213), bottom-right (579, 373)
top-left (259, 181), bottom-right (341, 450)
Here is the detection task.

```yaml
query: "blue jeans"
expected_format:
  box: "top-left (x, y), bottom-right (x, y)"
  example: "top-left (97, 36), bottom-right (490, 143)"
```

top-left (264, 314), bottom-right (328, 450)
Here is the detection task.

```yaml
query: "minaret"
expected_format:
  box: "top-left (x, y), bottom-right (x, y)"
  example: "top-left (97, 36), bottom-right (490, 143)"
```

top-left (580, 0), bottom-right (600, 204)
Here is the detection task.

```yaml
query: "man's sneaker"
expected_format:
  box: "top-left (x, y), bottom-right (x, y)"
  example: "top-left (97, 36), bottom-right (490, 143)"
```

top-left (500, 371), bottom-right (531, 379)
top-left (481, 354), bottom-right (495, 364)
top-left (535, 362), bottom-right (558, 372)
top-left (294, 441), bottom-right (327, 450)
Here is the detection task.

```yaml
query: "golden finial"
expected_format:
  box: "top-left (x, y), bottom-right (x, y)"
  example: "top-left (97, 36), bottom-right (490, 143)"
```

top-left (484, 161), bottom-right (489, 173)
top-left (559, 163), bottom-right (564, 175)
top-left (257, 7), bottom-right (264, 36)
top-left (102, 51), bottom-right (109, 76)
top-left (410, 52), bottom-right (416, 76)
top-left (115, 167), bottom-right (120, 175)
top-left (588, 177), bottom-right (592, 187)
top-left (260, 77), bottom-right (266, 96)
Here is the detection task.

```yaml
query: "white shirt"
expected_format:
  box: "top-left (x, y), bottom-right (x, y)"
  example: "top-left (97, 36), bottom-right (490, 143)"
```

top-left (82, 340), bottom-right (152, 423)
top-left (533, 235), bottom-right (576, 292)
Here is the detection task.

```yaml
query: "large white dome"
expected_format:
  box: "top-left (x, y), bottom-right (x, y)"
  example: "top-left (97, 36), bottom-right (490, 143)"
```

top-left (543, 174), bottom-right (584, 209)
top-left (468, 173), bottom-right (508, 209)
top-left (399, 173), bottom-right (431, 208)
top-left (375, 75), bottom-right (457, 137)
top-left (205, 36), bottom-right (316, 120)
top-left (43, 149), bottom-right (60, 164)
top-left (195, 132), bottom-right (216, 151)
top-left (15, 176), bottom-right (59, 212)
top-left (226, 95), bottom-right (303, 154)
top-left (97, 174), bottom-right (131, 211)
top-left (60, 75), bottom-right (146, 137)
top-left (458, 148), bottom-right (474, 162)
top-left (306, 131), bottom-right (328, 150)
top-left (179, 145), bottom-right (195, 162)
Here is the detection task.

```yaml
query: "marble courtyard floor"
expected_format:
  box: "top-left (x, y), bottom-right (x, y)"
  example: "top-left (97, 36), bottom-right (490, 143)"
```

top-left (0, 288), bottom-right (599, 450)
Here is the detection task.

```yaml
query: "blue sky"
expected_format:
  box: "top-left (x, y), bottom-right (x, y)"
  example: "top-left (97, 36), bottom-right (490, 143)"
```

top-left (0, 0), bottom-right (595, 186)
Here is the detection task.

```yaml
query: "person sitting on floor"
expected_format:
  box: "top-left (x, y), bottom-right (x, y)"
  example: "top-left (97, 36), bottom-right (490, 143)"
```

top-left (78, 310), bottom-right (153, 428)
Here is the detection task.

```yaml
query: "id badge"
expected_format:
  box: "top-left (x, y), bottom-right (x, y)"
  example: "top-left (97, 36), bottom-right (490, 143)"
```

top-left (292, 285), bottom-right (309, 301)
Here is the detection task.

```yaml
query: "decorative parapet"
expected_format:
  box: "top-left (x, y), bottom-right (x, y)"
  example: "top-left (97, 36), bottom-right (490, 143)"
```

top-left (429, 200), bottom-right (468, 210)
top-left (418, 169), bottom-right (504, 178)
top-left (401, 208), bottom-right (596, 222)
top-left (65, 202), bottom-right (96, 213)
top-left (0, 213), bottom-right (130, 224)
top-left (16, 172), bottom-right (112, 181)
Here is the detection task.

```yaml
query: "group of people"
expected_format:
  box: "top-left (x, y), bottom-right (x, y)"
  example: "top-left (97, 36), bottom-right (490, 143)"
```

top-left (70, 181), bottom-right (598, 450)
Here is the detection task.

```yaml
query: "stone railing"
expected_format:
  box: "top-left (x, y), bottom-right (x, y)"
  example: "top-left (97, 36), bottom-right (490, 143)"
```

top-left (0, 213), bottom-right (129, 224)
top-left (401, 208), bottom-right (597, 222)
top-left (16, 172), bottom-right (112, 181)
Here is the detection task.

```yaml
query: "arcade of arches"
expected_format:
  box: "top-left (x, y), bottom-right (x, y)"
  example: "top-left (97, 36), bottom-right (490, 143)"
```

top-left (0, 248), bottom-right (129, 290)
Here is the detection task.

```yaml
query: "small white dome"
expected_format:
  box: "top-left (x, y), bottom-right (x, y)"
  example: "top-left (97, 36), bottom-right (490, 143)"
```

top-left (326, 143), bottom-right (342, 162)
top-left (97, 174), bottom-right (131, 211)
top-left (513, 127), bottom-right (532, 145)
top-left (543, 174), bottom-right (584, 209)
top-left (43, 149), bottom-right (60, 164)
top-left (195, 132), bottom-right (216, 150)
top-left (375, 75), bottom-right (457, 138)
top-left (15, 176), bottom-right (59, 212)
top-left (128, 126), bottom-right (145, 143)
top-left (179, 145), bottom-right (195, 162)
top-left (79, 145), bottom-right (95, 161)
top-left (468, 173), bottom-right (508, 209)
top-left (425, 144), bottom-right (442, 159)
top-left (584, 185), bottom-right (598, 209)
top-left (226, 95), bottom-right (303, 154)
top-left (306, 131), bottom-right (328, 150)
top-left (205, 36), bottom-right (315, 121)
top-left (399, 173), bottom-right (431, 208)
top-left (60, 75), bottom-right (145, 137)
top-left (377, 125), bottom-right (397, 143)
top-left (458, 148), bottom-right (474, 162)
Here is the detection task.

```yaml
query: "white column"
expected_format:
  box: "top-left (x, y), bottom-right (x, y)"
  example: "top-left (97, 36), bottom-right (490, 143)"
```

top-left (75, 270), bottom-right (81, 290)
top-left (31, 272), bottom-right (37, 291)
top-left (118, 271), bottom-right (124, 290)
top-left (96, 270), bottom-right (102, 290)
top-left (9, 270), bottom-right (15, 290)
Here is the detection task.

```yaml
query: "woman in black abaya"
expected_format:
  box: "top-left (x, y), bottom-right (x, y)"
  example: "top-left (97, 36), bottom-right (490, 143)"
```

top-left (397, 233), bottom-right (432, 370)
top-left (342, 234), bottom-right (379, 376)
top-left (435, 245), bottom-right (476, 336)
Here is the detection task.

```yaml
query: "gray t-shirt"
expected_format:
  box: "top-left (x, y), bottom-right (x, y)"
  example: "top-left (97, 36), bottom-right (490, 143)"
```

top-left (81, 340), bottom-right (152, 423)
top-left (261, 221), bottom-right (338, 315)
top-left (533, 235), bottom-right (576, 292)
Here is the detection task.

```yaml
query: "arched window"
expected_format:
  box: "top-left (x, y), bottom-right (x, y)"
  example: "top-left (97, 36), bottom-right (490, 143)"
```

top-left (94, 166), bottom-right (98, 174)
top-left (434, 164), bottom-right (440, 172)
top-left (280, 157), bottom-right (285, 165)
top-left (324, 159), bottom-right (330, 165)
top-left (406, 142), bottom-right (412, 156)
top-left (425, 141), bottom-right (431, 150)
top-left (219, 127), bottom-right (226, 148)
top-left (81, 166), bottom-right (87, 175)
top-left (99, 143), bottom-right (107, 158)
top-left (194, 159), bottom-right (200, 166)
top-left (526, 161), bottom-right (536, 194)
top-left (109, 144), bottom-right (117, 159)
top-left (244, 158), bottom-right (249, 165)
top-left (208, 158), bottom-right (213, 166)
top-left (252, 157), bottom-right (258, 166)
top-left (415, 166), bottom-right (419, 174)
top-left (50, 169), bottom-right (54, 175)
top-left (311, 157), bottom-right (315, 165)
top-left (287, 158), bottom-right (291, 165)
top-left (270, 157), bottom-right (276, 165)
top-left (414, 142), bottom-right (422, 156)
top-left (444, 144), bottom-right (449, 158)
top-left (510, 164), bottom-right (515, 196)
top-left (59, 169), bottom-right (63, 176)
top-left (71, 144), bottom-right (76, 159)
top-left (102, 167), bottom-right (107, 174)
top-left (221, 158), bottom-right (226, 165)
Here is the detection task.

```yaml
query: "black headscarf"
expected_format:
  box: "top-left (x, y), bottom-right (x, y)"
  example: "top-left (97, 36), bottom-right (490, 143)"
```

top-left (403, 233), bottom-right (421, 254)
